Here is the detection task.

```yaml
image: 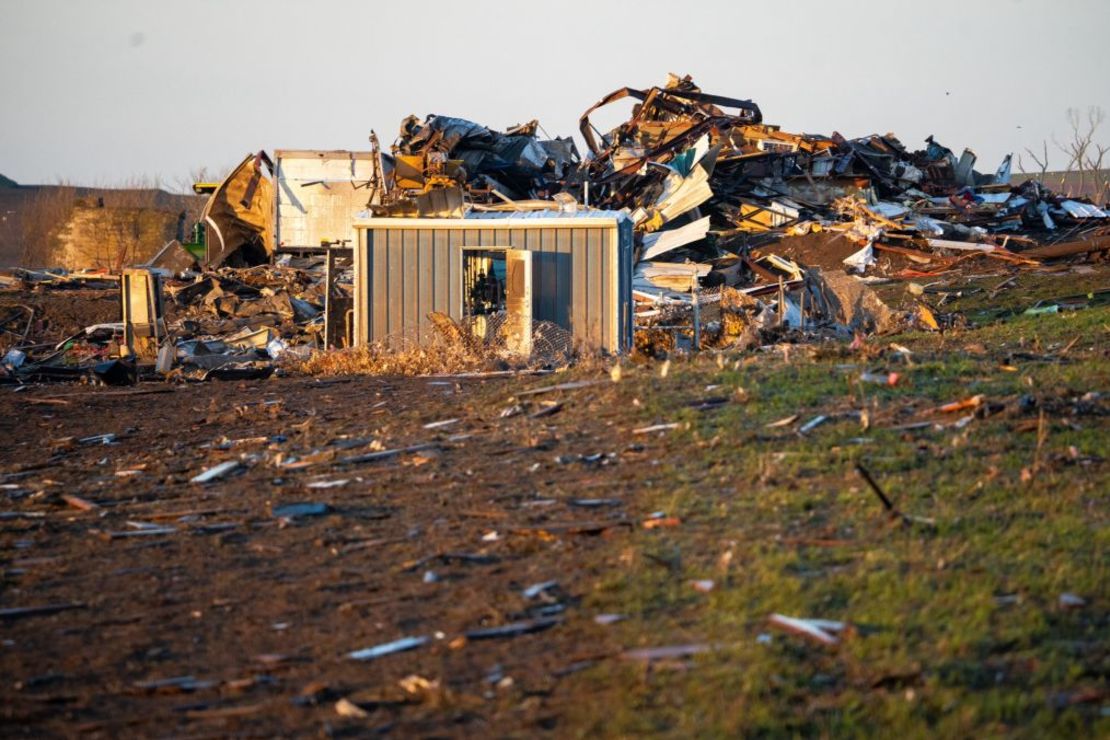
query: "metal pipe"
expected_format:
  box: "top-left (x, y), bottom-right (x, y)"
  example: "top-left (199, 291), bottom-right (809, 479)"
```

top-left (691, 274), bottom-right (701, 351)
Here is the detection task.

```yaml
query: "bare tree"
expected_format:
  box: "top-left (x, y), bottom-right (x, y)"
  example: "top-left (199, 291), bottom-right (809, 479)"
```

top-left (1053, 106), bottom-right (1109, 204)
top-left (171, 164), bottom-right (238, 196)
top-left (17, 184), bottom-right (78, 266)
top-left (1019, 140), bottom-right (1050, 181)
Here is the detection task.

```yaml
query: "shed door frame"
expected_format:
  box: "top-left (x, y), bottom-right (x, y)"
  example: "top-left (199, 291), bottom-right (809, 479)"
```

top-left (459, 246), bottom-right (532, 357)
top-left (504, 249), bottom-right (532, 357)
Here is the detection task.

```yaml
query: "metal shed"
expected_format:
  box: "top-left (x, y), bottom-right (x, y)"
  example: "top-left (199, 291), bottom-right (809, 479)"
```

top-left (352, 211), bottom-right (633, 353)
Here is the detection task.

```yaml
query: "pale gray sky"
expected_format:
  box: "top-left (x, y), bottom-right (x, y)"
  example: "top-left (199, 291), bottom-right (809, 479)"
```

top-left (2, 0), bottom-right (1107, 189)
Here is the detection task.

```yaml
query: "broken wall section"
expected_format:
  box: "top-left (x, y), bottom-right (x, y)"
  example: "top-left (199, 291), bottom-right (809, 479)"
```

top-left (53, 205), bottom-right (184, 270)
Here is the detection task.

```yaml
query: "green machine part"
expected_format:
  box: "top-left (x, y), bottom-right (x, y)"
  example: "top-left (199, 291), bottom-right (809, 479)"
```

top-left (182, 221), bottom-right (206, 260)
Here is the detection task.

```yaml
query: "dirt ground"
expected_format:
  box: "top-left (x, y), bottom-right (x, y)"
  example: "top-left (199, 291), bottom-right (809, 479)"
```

top-left (1, 263), bottom-right (1107, 737)
top-left (0, 372), bottom-right (651, 737)
top-left (0, 289), bottom-right (120, 355)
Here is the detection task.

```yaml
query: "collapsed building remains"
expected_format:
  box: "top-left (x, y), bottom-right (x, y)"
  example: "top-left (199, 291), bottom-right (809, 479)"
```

top-left (2, 73), bottom-right (1108, 383)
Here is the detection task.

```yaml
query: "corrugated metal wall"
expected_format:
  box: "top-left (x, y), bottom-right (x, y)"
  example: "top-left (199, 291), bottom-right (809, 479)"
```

top-left (353, 219), bottom-right (632, 352)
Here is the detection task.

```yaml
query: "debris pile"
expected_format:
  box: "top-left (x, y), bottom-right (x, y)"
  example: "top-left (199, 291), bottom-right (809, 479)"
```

top-left (161, 261), bottom-right (324, 381)
top-left (1, 257), bottom-right (333, 385)
top-left (577, 75), bottom-right (1105, 310)
top-left (5, 72), bottom-right (1109, 377)
top-left (360, 73), bottom-right (1107, 353)
top-left (376, 116), bottom-right (580, 215)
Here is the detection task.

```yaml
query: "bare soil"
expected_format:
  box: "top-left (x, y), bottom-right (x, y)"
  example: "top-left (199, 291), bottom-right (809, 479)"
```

top-left (1, 263), bottom-right (1106, 737)
top-left (0, 289), bottom-right (120, 354)
top-left (0, 373), bottom-right (640, 737)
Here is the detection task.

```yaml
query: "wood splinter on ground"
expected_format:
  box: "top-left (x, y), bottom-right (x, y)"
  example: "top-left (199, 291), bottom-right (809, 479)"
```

top-left (855, 463), bottom-right (936, 528)
top-left (768, 613), bottom-right (847, 645)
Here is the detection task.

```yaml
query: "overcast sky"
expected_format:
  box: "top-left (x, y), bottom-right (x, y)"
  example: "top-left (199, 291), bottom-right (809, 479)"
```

top-left (2, 0), bottom-right (1107, 190)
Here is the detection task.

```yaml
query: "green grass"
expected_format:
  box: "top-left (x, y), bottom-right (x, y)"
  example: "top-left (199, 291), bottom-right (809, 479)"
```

top-left (558, 281), bottom-right (1109, 737)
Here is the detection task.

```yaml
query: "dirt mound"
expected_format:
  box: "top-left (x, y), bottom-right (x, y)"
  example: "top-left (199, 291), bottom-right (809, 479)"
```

top-left (0, 288), bottom-right (119, 351)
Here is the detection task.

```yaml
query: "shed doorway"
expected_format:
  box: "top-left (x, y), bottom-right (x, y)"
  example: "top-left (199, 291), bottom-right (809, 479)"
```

top-left (461, 247), bottom-right (532, 356)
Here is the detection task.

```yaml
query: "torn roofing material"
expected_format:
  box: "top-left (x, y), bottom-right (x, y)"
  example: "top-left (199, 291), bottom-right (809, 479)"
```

top-left (200, 151), bottom-right (275, 268)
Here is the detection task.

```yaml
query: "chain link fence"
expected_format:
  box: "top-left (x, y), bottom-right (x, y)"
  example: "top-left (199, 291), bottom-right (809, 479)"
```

top-left (456, 311), bottom-right (574, 365)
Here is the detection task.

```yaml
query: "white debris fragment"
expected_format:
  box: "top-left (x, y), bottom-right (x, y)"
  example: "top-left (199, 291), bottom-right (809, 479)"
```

top-left (347, 635), bottom-right (428, 661)
top-left (335, 698), bottom-right (370, 718)
top-left (306, 478), bottom-right (349, 489)
top-left (633, 423), bottom-right (680, 434)
top-left (190, 460), bottom-right (243, 484)
top-left (799, 415), bottom-right (828, 435)
top-left (768, 613), bottom-right (846, 645)
top-left (1059, 592), bottom-right (1087, 609)
top-left (522, 580), bottom-right (558, 599)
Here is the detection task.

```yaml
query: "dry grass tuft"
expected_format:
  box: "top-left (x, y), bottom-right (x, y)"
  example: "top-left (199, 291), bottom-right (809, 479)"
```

top-left (292, 337), bottom-right (502, 377)
top-left (292, 313), bottom-right (518, 376)
top-left (290, 313), bottom-right (612, 377)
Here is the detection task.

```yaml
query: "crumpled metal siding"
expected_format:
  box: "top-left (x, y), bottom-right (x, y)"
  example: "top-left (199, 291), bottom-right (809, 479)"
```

top-left (464, 210), bottom-right (629, 221)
